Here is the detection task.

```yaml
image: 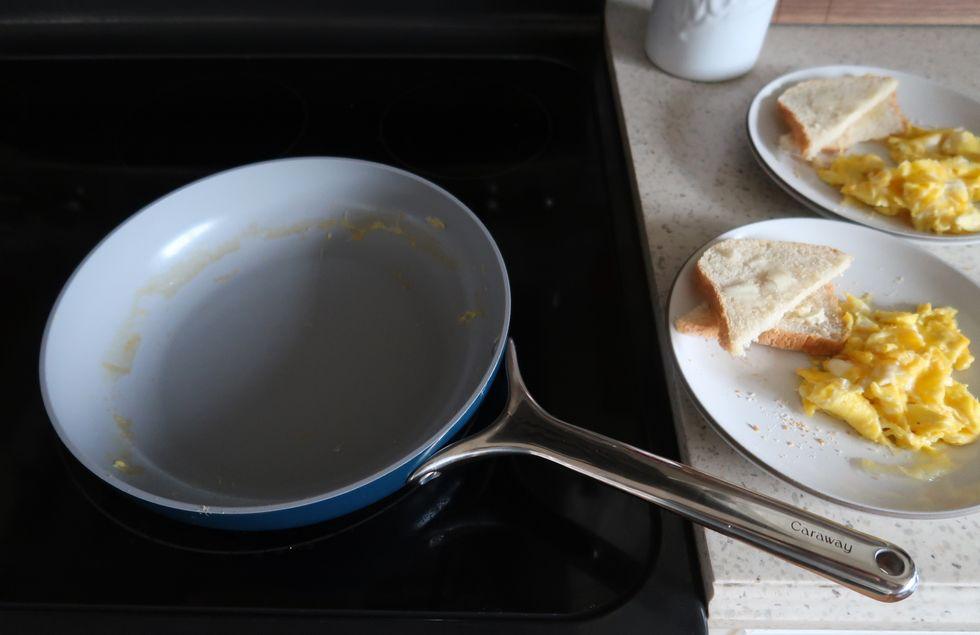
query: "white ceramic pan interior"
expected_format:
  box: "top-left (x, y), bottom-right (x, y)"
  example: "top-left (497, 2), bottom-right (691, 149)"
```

top-left (40, 158), bottom-right (509, 514)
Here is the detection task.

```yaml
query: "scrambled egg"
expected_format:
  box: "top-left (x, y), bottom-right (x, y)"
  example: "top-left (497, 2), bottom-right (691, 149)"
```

top-left (818, 126), bottom-right (980, 235)
top-left (886, 126), bottom-right (980, 162)
top-left (797, 294), bottom-right (979, 450)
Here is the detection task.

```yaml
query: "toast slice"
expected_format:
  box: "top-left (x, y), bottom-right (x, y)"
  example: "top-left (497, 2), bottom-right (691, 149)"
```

top-left (778, 75), bottom-right (900, 160)
top-left (695, 239), bottom-right (852, 356)
top-left (676, 284), bottom-right (847, 356)
top-left (829, 93), bottom-right (907, 152)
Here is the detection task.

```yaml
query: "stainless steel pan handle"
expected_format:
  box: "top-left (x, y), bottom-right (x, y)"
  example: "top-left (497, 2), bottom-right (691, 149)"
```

top-left (411, 340), bottom-right (918, 602)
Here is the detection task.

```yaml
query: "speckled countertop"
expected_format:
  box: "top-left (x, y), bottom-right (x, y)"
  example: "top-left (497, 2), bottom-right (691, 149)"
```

top-left (604, 0), bottom-right (980, 630)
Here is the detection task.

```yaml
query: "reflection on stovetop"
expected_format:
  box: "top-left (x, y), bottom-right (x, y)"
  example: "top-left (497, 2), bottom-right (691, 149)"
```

top-left (0, 55), bottom-right (679, 618)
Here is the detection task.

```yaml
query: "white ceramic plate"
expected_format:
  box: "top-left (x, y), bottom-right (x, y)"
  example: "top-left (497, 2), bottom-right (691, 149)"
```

top-left (668, 218), bottom-right (980, 518)
top-left (747, 65), bottom-right (980, 245)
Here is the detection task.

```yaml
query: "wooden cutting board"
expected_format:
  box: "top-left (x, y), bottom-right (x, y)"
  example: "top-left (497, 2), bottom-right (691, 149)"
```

top-left (773, 0), bottom-right (980, 25)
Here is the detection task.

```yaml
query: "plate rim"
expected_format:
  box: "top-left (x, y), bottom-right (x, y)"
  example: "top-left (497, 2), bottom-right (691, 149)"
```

top-left (746, 64), bottom-right (980, 245)
top-left (665, 217), bottom-right (980, 519)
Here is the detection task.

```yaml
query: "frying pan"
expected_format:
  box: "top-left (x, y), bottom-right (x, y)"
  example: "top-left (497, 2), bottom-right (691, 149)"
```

top-left (41, 158), bottom-right (917, 602)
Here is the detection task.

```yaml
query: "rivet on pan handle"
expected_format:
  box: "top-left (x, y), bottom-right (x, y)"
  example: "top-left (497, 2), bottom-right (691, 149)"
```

top-left (411, 340), bottom-right (919, 602)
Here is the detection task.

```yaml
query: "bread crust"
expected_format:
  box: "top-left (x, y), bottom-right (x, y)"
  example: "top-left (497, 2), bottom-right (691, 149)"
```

top-left (777, 98), bottom-right (813, 158)
top-left (886, 92), bottom-right (909, 135)
top-left (694, 261), bottom-right (737, 354)
top-left (674, 305), bottom-right (720, 338)
top-left (757, 329), bottom-right (844, 356)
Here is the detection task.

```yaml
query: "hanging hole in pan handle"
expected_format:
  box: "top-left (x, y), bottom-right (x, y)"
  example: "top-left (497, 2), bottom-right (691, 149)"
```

top-left (875, 548), bottom-right (908, 577)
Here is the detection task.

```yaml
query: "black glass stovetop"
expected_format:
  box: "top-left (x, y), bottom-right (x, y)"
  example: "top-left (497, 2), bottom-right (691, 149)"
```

top-left (0, 8), bottom-right (705, 633)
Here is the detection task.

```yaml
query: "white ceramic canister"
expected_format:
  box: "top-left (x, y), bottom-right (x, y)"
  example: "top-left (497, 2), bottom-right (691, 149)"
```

top-left (645, 0), bottom-right (777, 82)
